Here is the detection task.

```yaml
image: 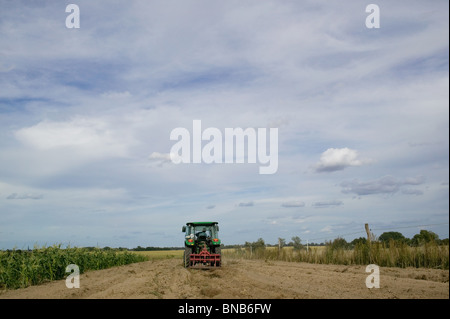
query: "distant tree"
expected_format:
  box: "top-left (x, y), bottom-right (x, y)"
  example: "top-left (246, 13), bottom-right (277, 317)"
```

top-left (291, 236), bottom-right (304, 250)
top-left (278, 238), bottom-right (286, 248)
top-left (245, 238), bottom-right (266, 251)
top-left (329, 237), bottom-right (349, 250)
top-left (411, 230), bottom-right (439, 246)
top-left (350, 237), bottom-right (367, 247)
top-left (378, 232), bottom-right (406, 247)
top-left (254, 238), bottom-right (266, 250)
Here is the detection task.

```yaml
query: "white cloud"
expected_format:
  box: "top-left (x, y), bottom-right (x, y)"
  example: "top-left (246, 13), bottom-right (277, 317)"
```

top-left (149, 152), bottom-right (172, 162)
top-left (14, 118), bottom-right (131, 158)
top-left (315, 148), bottom-right (371, 173)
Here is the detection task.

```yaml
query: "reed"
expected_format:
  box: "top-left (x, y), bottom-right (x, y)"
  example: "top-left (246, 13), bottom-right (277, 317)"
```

top-left (223, 240), bottom-right (449, 269)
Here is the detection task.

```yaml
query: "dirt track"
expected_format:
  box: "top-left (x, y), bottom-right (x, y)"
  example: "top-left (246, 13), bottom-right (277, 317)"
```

top-left (0, 258), bottom-right (448, 299)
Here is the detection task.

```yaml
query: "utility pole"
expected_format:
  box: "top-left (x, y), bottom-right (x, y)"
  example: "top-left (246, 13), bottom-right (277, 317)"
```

top-left (365, 223), bottom-right (373, 263)
top-left (365, 223), bottom-right (371, 244)
top-left (278, 238), bottom-right (281, 257)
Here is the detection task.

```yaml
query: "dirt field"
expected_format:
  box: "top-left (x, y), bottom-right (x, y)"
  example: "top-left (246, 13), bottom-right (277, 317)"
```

top-left (0, 258), bottom-right (448, 299)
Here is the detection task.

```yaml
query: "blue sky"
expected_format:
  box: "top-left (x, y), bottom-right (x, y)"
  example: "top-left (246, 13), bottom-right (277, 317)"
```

top-left (0, 0), bottom-right (448, 249)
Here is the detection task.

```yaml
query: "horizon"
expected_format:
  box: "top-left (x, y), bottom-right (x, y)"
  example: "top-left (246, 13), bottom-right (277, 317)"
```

top-left (3, 222), bottom-right (448, 250)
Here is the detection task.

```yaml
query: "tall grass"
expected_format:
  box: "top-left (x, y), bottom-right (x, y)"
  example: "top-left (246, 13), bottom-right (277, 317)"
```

top-left (0, 245), bottom-right (148, 289)
top-left (223, 241), bottom-right (449, 269)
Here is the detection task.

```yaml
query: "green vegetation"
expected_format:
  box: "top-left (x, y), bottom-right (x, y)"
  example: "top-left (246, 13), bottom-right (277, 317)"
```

top-left (0, 245), bottom-right (148, 290)
top-left (378, 232), bottom-right (407, 247)
top-left (223, 230), bottom-right (449, 270)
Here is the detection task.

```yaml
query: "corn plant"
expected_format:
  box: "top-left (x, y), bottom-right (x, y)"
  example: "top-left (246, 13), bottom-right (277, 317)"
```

top-left (0, 245), bottom-right (148, 290)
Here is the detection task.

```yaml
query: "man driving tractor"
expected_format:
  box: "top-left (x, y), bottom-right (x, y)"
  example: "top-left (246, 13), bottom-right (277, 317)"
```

top-left (195, 227), bottom-right (210, 241)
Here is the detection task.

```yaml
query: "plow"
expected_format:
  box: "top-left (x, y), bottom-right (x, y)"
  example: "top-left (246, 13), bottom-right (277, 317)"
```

top-left (182, 222), bottom-right (221, 269)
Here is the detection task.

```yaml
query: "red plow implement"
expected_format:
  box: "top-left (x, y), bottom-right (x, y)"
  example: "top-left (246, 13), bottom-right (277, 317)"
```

top-left (189, 245), bottom-right (221, 268)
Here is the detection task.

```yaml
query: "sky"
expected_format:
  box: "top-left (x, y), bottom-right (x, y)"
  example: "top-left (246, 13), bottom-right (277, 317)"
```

top-left (0, 0), bottom-right (448, 249)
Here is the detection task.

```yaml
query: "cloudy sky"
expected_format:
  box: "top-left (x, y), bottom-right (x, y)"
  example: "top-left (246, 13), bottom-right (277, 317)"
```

top-left (0, 0), bottom-right (448, 249)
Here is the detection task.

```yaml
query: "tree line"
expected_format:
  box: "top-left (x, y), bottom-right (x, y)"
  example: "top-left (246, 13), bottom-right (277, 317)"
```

top-left (72, 229), bottom-right (447, 251)
top-left (223, 229), bottom-right (449, 251)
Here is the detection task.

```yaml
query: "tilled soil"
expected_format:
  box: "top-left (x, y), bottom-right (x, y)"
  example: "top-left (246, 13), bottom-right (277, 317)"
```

top-left (0, 258), bottom-right (448, 299)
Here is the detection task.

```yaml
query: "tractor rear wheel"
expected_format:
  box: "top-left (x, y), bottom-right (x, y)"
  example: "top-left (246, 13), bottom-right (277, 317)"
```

top-left (211, 246), bottom-right (221, 267)
top-left (183, 247), bottom-right (191, 268)
top-left (216, 246), bottom-right (221, 266)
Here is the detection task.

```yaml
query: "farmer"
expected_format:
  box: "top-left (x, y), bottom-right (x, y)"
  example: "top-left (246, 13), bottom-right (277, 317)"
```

top-left (196, 227), bottom-right (208, 240)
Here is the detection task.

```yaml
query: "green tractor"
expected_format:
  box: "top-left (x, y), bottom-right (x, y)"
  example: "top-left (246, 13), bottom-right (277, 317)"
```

top-left (182, 222), bottom-right (221, 268)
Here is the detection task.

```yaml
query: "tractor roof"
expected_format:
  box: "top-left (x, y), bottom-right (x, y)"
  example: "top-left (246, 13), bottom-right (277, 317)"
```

top-left (186, 222), bottom-right (218, 226)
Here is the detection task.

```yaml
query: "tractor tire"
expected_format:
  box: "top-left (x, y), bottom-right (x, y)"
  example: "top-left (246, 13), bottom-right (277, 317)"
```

top-left (212, 246), bottom-right (221, 267)
top-left (183, 247), bottom-right (191, 268)
top-left (212, 246), bottom-right (221, 255)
